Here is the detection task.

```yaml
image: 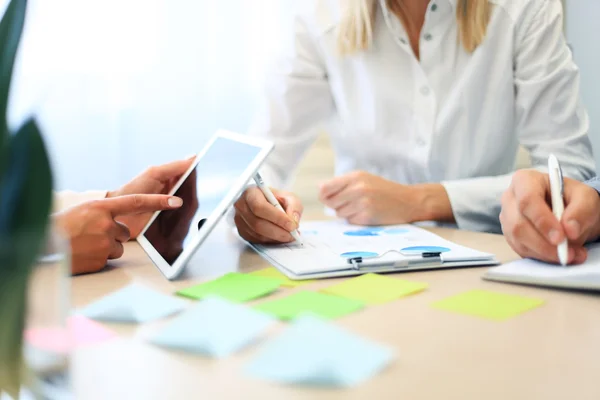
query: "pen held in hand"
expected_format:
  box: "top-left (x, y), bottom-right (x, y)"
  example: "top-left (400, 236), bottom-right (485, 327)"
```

top-left (253, 173), bottom-right (304, 246)
top-left (548, 154), bottom-right (568, 266)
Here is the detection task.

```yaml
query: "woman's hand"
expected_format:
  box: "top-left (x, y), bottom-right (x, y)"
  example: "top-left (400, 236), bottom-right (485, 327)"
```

top-left (319, 171), bottom-right (454, 225)
top-left (234, 186), bottom-right (303, 244)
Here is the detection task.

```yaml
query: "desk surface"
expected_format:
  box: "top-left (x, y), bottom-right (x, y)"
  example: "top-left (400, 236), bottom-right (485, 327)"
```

top-left (71, 220), bottom-right (600, 400)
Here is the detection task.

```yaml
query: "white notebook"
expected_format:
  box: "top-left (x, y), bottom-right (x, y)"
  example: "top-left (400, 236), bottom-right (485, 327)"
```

top-left (483, 242), bottom-right (600, 291)
top-left (248, 220), bottom-right (498, 280)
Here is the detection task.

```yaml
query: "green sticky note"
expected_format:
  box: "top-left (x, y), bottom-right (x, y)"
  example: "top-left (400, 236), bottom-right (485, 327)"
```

top-left (322, 273), bottom-right (428, 305)
top-left (255, 291), bottom-right (365, 321)
top-left (177, 273), bottom-right (282, 302)
top-left (249, 267), bottom-right (315, 288)
top-left (432, 290), bottom-right (544, 321)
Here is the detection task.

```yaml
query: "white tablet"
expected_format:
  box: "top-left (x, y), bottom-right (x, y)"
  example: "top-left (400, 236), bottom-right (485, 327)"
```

top-left (137, 130), bottom-right (274, 280)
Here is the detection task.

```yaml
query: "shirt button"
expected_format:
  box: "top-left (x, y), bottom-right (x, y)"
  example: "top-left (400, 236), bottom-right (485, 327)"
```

top-left (416, 138), bottom-right (427, 147)
top-left (420, 86), bottom-right (430, 96)
top-left (400, 38), bottom-right (407, 45)
top-left (424, 33), bottom-right (433, 41)
top-left (431, 3), bottom-right (438, 11)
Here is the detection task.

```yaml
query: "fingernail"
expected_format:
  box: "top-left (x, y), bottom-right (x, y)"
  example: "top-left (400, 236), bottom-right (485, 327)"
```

top-left (293, 213), bottom-right (300, 224)
top-left (168, 197), bottom-right (183, 207)
top-left (567, 220), bottom-right (580, 237)
top-left (285, 221), bottom-right (295, 231)
top-left (548, 230), bottom-right (561, 245)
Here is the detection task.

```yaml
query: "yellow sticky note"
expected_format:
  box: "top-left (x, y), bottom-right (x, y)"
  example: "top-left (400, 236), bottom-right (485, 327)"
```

top-left (249, 267), bottom-right (314, 288)
top-left (432, 290), bottom-right (544, 321)
top-left (321, 273), bottom-right (428, 305)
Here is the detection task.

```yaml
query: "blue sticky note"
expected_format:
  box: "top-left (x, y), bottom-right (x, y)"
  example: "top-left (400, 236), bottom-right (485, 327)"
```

top-left (246, 315), bottom-right (394, 387)
top-left (149, 297), bottom-right (275, 358)
top-left (78, 284), bottom-right (187, 323)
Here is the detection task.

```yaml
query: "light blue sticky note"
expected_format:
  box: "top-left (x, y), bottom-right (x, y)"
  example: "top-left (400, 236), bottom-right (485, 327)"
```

top-left (149, 297), bottom-right (275, 358)
top-left (78, 284), bottom-right (187, 323)
top-left (246, 315), bottom-right (394, 387)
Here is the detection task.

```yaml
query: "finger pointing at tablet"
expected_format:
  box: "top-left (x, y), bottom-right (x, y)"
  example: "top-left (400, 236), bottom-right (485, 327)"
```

top-left (99, 194), bottom-right (183, 216)
top-left (54, 194), bottom-right (184, 275)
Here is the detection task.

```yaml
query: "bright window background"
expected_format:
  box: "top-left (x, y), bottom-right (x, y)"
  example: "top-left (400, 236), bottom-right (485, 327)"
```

top-left (6, 0), bottom-right (297, 191)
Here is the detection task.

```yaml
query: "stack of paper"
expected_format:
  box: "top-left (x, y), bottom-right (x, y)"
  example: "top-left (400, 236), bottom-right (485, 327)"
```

top-left (484, 243), bottom-right (600, 291)
top-left (149, 297), bottom-right (274, 357)
top-left (246, 315), bottom-right (394, 387)
top-left (78, 283), bottom-right (187, 323)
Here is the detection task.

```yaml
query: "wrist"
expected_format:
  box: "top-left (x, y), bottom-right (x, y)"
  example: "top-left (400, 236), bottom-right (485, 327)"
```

top-left (412, 183), bottom-right (455, 223)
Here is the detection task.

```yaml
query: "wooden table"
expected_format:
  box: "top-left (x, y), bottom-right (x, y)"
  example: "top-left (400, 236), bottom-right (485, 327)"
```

top-left (70, 220), bottom-right (600, 400)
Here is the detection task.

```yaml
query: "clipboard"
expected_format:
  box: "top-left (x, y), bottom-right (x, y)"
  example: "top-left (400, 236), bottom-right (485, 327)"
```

top-left (247, 221), bottom-right (499, 280)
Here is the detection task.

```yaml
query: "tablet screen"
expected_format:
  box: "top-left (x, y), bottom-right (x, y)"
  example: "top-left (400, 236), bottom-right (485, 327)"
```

top-left (143, 137), bottom-right (263, 265)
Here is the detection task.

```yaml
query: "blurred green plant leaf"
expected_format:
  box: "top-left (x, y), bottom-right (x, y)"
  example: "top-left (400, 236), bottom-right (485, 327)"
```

top-left (0, 118), bottom-right (53, 396)
top-left (0, 0), bottom-right (27, 158)
top-left (0, 0), bottom-right (54, 396)
top-left (0, 118), bottom-right (53, 264)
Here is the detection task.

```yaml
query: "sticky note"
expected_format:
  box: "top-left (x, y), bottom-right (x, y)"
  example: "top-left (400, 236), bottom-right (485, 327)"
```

top-left (321, 273), bottom-right (428, 305)
top-left (150, 297), bottom-right (274, 358)
top-left (255, 291), bottom-right (364, 320)
top-left (432, 289), bottom-right (544, 321)
top-left (246, 314), bottom-right (394, 387)
top-left (249, 267), bottom-right (314, 287)
top-left (177, 272), bottom-right (281, 302)
top-left (79, 283), bottom-right (187, 323)
top-left (25, 316), bottom-right (117, 354)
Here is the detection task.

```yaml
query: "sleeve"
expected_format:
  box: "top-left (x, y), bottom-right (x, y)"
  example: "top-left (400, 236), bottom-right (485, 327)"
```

top-left (585, 177), bottom-right (600, 195)
top-left (441, 0), bottom-right (595, 233)
top-left (247, 11), bottom-right (336, 189)
top-left (52, 190), bottom-right (107, 213)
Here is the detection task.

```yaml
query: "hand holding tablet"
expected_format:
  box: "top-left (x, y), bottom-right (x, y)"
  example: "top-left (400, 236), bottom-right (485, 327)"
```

top-left (137, 130), bottom-right (274, 280)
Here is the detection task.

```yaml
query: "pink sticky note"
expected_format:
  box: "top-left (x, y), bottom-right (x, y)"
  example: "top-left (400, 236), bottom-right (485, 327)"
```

top-left (25, 315), bottom-right (116, 353)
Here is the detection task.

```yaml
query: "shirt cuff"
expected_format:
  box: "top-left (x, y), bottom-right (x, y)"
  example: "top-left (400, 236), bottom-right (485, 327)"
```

top-left (440, 177), bottom-right (509, 234)
top-left (585, 177), bottom-right (600, 195)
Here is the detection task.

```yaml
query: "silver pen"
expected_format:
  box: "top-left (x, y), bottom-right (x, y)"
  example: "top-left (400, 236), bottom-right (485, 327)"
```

top-left (253, 172), bottom-right (303, 245)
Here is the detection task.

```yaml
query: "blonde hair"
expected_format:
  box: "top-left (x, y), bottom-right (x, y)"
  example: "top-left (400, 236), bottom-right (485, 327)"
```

top-left (337, 0), bottom-right (492, 54)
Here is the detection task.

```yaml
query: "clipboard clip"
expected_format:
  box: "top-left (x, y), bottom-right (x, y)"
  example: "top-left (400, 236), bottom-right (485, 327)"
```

top-left (346, 251), bottom-right (442, 265)
top-left (347, 251), bottom-right (443, 271)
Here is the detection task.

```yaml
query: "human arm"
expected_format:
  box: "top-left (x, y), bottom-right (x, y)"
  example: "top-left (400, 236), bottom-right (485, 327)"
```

top-left (235, 8), bottom-right (335, 243)
top-left (44, 157), bottom-right (192, 270)
top-left (441, 0), bottom-right (595, 233)
top-left (318, 171), bottom-right (454, 225)
top-left (54, 194), bottom-right (182, 275)
top-left (499, 170), bottom-right (600, 264)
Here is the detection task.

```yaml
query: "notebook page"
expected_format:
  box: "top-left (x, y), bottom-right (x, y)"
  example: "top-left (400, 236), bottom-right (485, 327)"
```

top-left (486, 242), bottom-right (600, 281)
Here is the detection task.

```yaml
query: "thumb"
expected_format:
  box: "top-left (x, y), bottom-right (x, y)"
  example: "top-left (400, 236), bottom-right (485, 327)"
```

top-left (152, 158), bottom-right (195, 181)
top-left (277, 193), bottom-right (304, 227)
top-left (99, 194), bottom-right (183, 216)
top-left (562, 185), bottom-right (598, 244)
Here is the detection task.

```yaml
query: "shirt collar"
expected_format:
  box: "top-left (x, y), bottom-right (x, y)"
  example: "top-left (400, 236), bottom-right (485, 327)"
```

top-left (379, 0), bottom-right (457, 14)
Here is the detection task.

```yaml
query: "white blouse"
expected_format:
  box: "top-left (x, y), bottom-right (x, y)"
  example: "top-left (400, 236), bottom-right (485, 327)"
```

top-left (249, 0), bottom-right (595, 233)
